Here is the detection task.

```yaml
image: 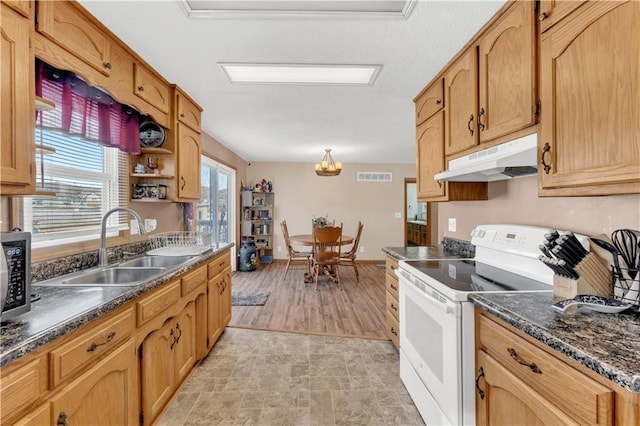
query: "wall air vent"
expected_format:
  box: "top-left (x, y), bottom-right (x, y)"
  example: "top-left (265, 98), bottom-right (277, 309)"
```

top-left (357, 172), bottom-right (392, 182)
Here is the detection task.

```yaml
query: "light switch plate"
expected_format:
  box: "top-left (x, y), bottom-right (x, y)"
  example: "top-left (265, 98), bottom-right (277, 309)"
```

top-left (448, 218), bottom-right (457, 232)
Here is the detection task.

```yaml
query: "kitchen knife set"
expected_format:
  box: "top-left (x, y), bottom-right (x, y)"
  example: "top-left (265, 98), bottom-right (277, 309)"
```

top-left (539, 230), bottom-right (611, 299)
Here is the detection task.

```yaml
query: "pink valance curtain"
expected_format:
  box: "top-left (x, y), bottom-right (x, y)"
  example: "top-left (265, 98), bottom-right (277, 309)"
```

top-left (35, 59), bottom-right (141, 154)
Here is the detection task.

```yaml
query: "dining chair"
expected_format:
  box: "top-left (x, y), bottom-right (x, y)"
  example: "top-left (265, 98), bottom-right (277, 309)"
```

top-left (280, 220), bottom-right (312, 281)
top-left (339, 221), bottom-right (364, 282)
top-left (311, 223), bottom-right (343, 290)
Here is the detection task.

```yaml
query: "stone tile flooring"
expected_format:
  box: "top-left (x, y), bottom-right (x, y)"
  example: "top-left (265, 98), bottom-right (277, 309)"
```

top-left (158, 327), bottom-right (425, 426)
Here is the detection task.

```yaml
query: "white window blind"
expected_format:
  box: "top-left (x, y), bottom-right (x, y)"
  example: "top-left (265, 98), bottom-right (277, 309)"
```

top-left (24, 128), bottom-right (129, 247)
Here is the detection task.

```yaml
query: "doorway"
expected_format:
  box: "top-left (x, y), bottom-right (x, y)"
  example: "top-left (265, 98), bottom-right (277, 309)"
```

top-left (404, 178), bottom-right (431, 246)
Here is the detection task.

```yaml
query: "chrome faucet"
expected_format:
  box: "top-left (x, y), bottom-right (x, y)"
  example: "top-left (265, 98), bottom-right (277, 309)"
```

top-left (99, 207), bottom-right (146, 266)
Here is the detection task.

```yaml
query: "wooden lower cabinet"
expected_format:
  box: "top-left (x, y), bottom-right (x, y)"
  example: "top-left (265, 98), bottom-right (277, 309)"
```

top-left (207, 251), bottom-right (232, 349)
top-left (140, 300), bottom-right (196, 425)
top-left (385, 255), bottom-right (400, 348)
top-left (49, 339), bottom-right (139, 426)
top-left (475, 310), bottom-right (619, 426)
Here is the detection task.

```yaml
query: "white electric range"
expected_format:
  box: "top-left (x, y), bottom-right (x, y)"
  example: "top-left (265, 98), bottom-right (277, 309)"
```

top-left (396, 224), bottom-right (587, 425)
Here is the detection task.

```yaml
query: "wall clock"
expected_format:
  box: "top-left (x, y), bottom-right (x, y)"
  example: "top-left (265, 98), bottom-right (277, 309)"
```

top-left (139, 120), bottom-right (166, 148)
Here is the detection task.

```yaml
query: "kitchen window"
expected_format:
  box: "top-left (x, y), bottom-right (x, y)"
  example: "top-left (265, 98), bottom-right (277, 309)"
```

top-left (199, 156), bottom-right (235, 265)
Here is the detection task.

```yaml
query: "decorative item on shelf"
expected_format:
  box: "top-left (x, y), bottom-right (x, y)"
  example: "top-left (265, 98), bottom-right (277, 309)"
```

top-left (315, 148), bottom-right (342, 176)
top-left (146, 156), bottom-right (159, 174)
top-left (133, 163), bottom-right (146, 174)
top-left (132, 183), bottom-right (167, 200)
top-left (139, 118), bottom-right (166, 148)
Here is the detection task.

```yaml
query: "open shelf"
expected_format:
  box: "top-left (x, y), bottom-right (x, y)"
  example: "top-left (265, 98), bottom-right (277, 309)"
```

top-left (130, 173), bottom-right (174, 179)
top-left (130, 198), bottom-right (174, 203)
top-left (35, 96), bottom-right (56, 111)
top-left (140, 147), bottom-right (172, 155)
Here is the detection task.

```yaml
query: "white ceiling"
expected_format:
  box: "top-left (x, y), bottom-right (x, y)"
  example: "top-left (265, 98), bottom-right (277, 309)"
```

top-left (78, 0), bottom-right (506, 164)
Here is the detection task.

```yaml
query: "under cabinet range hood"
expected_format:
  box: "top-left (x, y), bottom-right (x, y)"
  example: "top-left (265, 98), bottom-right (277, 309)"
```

top-left (434, 134), bottom-right (538, 182)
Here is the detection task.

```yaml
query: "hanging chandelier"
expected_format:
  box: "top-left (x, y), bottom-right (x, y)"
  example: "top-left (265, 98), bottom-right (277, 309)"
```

top-left (315, 148), bottom-right (342, 176)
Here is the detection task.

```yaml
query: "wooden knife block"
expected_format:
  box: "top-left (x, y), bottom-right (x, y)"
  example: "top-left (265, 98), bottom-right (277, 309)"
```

top-left (553, 253), bottom-right (611, 299)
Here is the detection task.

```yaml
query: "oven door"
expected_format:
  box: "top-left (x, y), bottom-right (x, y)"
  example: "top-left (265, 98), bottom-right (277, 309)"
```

top-left (398, 268), bottom-right (462, 425)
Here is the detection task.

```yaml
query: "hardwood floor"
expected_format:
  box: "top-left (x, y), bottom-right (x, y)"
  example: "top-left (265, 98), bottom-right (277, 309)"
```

top-left (229, 261), bottom-right (388, 340)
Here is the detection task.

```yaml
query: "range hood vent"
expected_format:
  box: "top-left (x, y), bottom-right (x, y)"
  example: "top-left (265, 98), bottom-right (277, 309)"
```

top-left (434, 134), bottom-right (538, 182)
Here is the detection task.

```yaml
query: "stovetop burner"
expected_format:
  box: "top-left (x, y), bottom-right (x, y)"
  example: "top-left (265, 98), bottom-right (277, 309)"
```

top-left (402, 259), bottom-right (553, 294)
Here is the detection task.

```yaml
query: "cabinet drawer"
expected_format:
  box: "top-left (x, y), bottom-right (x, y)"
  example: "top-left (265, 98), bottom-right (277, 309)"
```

top-left (385, 257), bottom-right (399, 280)
top-left (386, 271), bottom-right (399, 301)
top-left (181, 265), bottom-right (207, 296)
top-left (386, 291), bottom-right (399, 321)
top-left (49, 307), bottom-right (135, 387)
top-left (386, 313), bottom-right (399, 348)
top-left (208, 252), bottom-right (231, 279)
top-left (477, 314), bottom-right (614, 425)
top-left (0, 357), bottom-right (48, 424)
top-left (137, 280), bottom-right (181, 326)
top-left (415, 78), bottom-right (444, 125)
top-left (134, 63), bottom-right (170, 114)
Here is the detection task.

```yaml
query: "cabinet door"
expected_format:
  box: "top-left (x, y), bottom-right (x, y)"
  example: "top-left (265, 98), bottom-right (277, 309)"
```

top-left (219, 267), bottom-right (232, 327)
top-left (1, 5), bottom-right (34, 190)
top-left (476, 351), bottom-right (579, 425)
top-left (478, 1), bottom-right (536, 143)
top-left (173, 301), bottom-right (197, 386)
top-left (49, 340), bottom-right (138, 426)
top-left (141, 320), bottom-right (175, 424)
top-left (4, 0), bottom-right (31, 18)
top-left (415, 78), bottom-right (444, 125)
top-left (416, 111), bottom-right (446, 200)
top-left (538, 0), bottom-right (586, 32)
top-left (36, 1), bottom-right (112, 76)
top-left (176, 122), bottom-right (202, 200)
top-left (176, 89), bottom-right (202, 132)
top-left (134, 63), bottom-right (170, 114)
top-left (445, 48), bottom-right (478, 155)
top-left (539, 1), bottom-right (640, 193)
top-left (207, 276), bottom-right (223, 348)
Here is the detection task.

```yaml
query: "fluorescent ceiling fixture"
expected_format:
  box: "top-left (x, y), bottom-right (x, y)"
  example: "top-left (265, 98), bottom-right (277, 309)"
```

top-left (219, 63), bottom-right (382, 85)
top-left (181, 0), bottom-right (416, 18)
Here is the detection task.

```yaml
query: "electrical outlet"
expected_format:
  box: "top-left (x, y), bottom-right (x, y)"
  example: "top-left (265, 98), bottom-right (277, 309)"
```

top-left (277, 246), bottom-right (282, 252)
top-left (448, 218), bottom-right (457, 232)
top-left (130, 219), bottom-right (139, 235)
top-left (359, 246), bottom-right (365, 253)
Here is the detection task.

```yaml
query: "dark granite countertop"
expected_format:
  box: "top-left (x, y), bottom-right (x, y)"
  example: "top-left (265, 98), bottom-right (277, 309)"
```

top-left (0, 243), bottom-right (233, 367)
top-left (382, 239), bottom-right (474, 261)
top-left (471, 292), bottom-right (640, 393)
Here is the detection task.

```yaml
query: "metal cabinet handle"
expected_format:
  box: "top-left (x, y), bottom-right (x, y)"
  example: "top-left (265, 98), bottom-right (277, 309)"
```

top-left (87, 331), bottom-right (116, 352)
top-left (436, 99), bottom-right (442, 105)
top-left (539, 12), bottom-right (548, 21)
top-left (507, 347), bottom-right (542, 374)
top-left (137, 85), bottom-right (144, 92)
top-left (390, 283), bottom-right (397, 291)
top-left (541, 143), bottom-right (552, 174)
top-left (180, 113), bottom-right (185, 118)
top-left (437, 180), bottom-right (443, 188)
top-left (174, 322), bottom-right (182, 345)
top-left (170, 328), bottom-right (176, 350)
top-left (181, 176), bottom-right (186, 190)
top-left (57, 412), bottom-right (68, 426)
top-left (103, 62), bottom-right (112, 69)
top-left (390, 302), bottom-right (398, 312)
top-left (467, 114), bottom-right (474, 136)
top-left (390, 327), bottom-right (398, 336)
top-left (478, 108), bottom-right (486, 131)
top-left (475, 367), bottom-right (485, 400)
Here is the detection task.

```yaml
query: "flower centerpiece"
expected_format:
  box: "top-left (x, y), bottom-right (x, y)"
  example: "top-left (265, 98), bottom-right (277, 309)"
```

top-left (313, 215), bottom-right (329, 228)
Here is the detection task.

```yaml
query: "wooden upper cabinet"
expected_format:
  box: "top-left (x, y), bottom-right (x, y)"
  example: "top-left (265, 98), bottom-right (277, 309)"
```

top-left (3, 0), bottom-right (31, 18)
top-left (36, 1), bottom-right (112, 77)
top-left (0, 4), bottom-right (35, 193)
top-left (175, 88), bottom-right (202, 133)
top-left (134, 63), bottom-right (170, 115)
top-left (415, 78), bottom-right (444, 126)
top-left (417, 111), bottom-right (446, 200)
top-left (445, 48), bottom-right (478, 156)
top-left (538, 0), bottom-right (587, 33)
top-left (176, 123), bottom-right (201, 200)
top-left (478, 1), bottom-right (536, 143)
top-left (539, 1), bottom-right (640, 195)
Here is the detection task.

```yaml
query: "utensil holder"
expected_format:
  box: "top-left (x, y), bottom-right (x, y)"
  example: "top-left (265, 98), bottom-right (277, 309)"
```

top-left (553, 253), bottom-right (611, 299)
top-left (611, 268), bottom-right (640, 310)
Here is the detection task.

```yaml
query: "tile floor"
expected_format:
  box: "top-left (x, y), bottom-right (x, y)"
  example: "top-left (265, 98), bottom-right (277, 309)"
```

top-left (158, 327), bottom-right (425, 426)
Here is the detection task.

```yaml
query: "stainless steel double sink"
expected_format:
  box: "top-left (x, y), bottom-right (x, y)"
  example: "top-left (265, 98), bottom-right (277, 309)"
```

top-left (35, 255), bottom-right (196, 287)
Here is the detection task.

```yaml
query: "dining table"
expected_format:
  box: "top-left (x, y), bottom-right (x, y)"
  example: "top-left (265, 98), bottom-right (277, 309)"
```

top-left (289, 234), bottom-right (354, 247)
top-left (289, 234), bottom-right (354, 283)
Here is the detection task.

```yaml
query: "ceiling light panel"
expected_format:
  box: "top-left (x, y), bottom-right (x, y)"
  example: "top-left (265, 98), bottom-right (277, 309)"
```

top-left (219, 63), bottom-right (382, 85)
top-left (181, 0), bottom-right (416, 18)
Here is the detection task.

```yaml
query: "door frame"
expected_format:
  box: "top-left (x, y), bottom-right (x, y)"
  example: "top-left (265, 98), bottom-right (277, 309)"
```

top-left (404, 178), bottom-right (432, 246)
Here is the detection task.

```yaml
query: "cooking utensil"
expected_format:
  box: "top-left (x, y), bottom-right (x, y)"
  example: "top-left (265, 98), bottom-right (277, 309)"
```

top-left (590, 237), bottom-right (626, 288)
top-left (611, 229), bottom-right (638, 279)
